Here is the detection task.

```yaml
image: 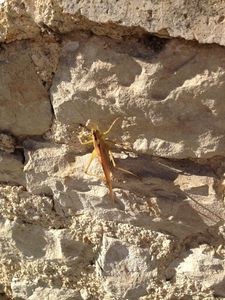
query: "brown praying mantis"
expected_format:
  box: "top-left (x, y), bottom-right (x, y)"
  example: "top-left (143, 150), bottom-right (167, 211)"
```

top-left (78, 117), bottom-right (134, 201)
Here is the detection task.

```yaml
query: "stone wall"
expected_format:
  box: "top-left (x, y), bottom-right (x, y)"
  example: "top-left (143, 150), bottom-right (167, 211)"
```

top-left (1, 1), bottom-right (225, 299)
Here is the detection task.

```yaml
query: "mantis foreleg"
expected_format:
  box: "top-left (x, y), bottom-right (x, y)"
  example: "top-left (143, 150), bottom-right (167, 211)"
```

top-left (84, 149), bottom-right (97, 174)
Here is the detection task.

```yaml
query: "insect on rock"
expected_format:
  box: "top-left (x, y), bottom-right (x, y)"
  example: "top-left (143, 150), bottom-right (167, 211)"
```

top-left (78, 118), bottom-right (134, 201)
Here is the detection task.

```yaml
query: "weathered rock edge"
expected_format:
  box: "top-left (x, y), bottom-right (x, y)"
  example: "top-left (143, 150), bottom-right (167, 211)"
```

top-left (1, 0), bottom-right (225, 46)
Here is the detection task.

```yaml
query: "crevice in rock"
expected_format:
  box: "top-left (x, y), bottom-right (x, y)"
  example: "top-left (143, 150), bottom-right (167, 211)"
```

top-left (13, 148), bottom-right (25, 165)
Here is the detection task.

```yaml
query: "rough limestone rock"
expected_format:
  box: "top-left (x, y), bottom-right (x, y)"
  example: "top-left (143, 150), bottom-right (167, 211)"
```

top-left (0, 152), bottom-right (25, 186)
top-left (51, 35), bottom-right (225, 159)
top-left (0, 0), bottom-right (40, 42)
top-left (167, 245), bottom-right (225, 298)
top-left (96, 232), bottom-right (173, 299)
top-left (0, 0), bottom-right (225, 300)
top-left (27, 287), bottom-right (82, 300)
top-left (23, 0), bottom-right (225, 46)
top-left (0, 133), bottom-right (15, 153)
top-left (60, 0), bottom-right (225, 45)
top-left (0, 41), bottom-right (52, 136)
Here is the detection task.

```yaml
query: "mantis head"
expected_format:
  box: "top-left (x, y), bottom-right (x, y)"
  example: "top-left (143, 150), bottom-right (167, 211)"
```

top-left (86, 119), bottom-right (99, 131)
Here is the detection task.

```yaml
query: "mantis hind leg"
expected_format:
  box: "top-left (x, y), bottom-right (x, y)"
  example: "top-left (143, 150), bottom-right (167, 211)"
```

top-left (108, 149), bottom-right (137, 177)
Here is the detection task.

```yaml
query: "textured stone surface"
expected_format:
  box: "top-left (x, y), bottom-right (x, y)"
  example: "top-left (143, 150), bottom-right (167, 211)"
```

top-left (0, 41), bottom-right (52, 136)
top-left (96, 231), bottom-right (173, 299)
top-left (0, 186), bottom-right (99, 299)
top-left (30, 39), bottom-right (60, 88)
top-left (59, 0), bottom-right (225, 45)
top-left (0, 133), bottom-right (15, 153)
top-left (167, 245), bottom-right (225, 298)
top-left (2, 1), bottom-right (225, 46)
top-left (0, 0), bottom-right (39, 42)
top-left (27, 287), bottom-right (82, 300)
top-left (1, 183), bottom-right (224, 299)
top-left (51, 35), bottom-right (225, 159)
top-left (0, 152), bottom-right (25, 185)
top-left (0, 0), bottom-right (225, 45)
top-left (1, 1), bottom-right (225, 300)
top-left (20, 0), bottom-right (225, 46)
